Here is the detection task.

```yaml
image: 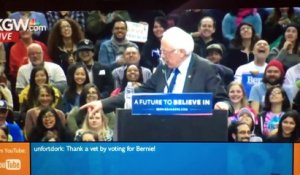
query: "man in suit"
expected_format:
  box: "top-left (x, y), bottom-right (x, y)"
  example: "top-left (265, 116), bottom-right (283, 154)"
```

top-left (77, 39), bottom-right (114, 98)
top-left (81, 27), bottom-right (233, 114)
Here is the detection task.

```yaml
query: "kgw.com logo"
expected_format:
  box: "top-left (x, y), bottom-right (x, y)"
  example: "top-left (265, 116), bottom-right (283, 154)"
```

top-left (0, 18), bottom-right (47, 42)
top-left (0, 159), bottom-right (21, 170)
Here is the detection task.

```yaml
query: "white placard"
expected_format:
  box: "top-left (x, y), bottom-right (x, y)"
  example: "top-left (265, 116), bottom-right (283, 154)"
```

top-left (126, 21), bottom-right (149, 43)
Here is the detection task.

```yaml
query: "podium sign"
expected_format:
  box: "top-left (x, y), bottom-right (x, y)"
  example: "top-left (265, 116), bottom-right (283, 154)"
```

top-left (131, 93), bottom-right (213, 116)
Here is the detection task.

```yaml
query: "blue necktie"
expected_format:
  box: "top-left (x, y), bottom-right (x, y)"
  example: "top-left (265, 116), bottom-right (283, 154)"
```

top-left (168, 68), bottom-right (180, 93)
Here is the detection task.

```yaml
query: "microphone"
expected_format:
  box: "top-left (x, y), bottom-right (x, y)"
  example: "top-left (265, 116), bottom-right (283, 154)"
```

top-left (161, 59), bottom-right (169, 92)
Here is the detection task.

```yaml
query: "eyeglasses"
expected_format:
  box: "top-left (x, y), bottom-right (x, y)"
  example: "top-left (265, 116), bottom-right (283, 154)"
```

top-left (271, 90), bottom-right (282, 96)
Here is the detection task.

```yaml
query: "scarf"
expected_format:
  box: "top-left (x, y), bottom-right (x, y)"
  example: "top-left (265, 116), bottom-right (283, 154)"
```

top-left (235, 8), bottom-right (257, 27)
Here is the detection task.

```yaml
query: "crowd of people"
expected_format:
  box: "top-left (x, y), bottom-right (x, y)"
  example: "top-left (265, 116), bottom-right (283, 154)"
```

top-left (1, 8), bottom-right (300, 142)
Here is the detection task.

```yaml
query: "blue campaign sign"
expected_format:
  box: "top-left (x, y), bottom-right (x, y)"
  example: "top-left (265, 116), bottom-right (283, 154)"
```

top-left (241, 73), bottom-right (263, 98)
top-left (131, 93), bottom-right (213, 116)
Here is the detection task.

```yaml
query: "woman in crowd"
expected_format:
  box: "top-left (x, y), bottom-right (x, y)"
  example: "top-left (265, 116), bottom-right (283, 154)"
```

top-left (67, 83), bottom-right (115, 134)
top-left (227, 81), bottom-right (249, 122)
top-left (48, 18), bottom-right (85, 74)
top-left (24, 84), bottom-right (66, 139)
top-left (222, 8), bottom-right (262, 45)
top-left (266, 110), bottom-right (300, 142)
top-left (141, 16), bottom-right (168, 71)
top-left (19, 66), bottom-right (62, 127)
top-left (264, 7), bottom-right (300, 45)
top-left (74, 110), bottom-right (113, 141)
top-left (223, 22), bottom-right (260, 72)
top-left (259, 85), bottom-right (291, 138)
top-left (267, 23), bottom-right (300, 69)
top-left (63, 63), bottom-right (90, 113)
top-left (28, 107), bottom-right (72, 142)
top-left (111, 64), bottom-right (143, 96)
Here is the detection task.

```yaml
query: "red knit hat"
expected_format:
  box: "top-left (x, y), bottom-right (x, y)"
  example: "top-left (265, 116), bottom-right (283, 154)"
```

top-left (265, 60), bottom-right (285, 75)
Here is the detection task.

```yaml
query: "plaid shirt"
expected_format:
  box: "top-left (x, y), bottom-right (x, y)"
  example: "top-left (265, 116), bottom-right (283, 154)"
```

top-left (46, 11), bottom-right (86, 31)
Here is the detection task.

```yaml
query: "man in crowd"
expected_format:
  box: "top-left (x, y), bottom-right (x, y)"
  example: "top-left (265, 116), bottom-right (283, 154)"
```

top-left (234, 40), bottom-right (269, 82)
top-left (16, 43), bottom-right (67, 94)
top-left (206, 43), bottom-right (233, 88)
top-left (77, 39), bottom-right (114, 98)
top-left (249, 59), bottom-right (293, 114)
top-left (230, 122), bottom-right (251, 142)
top-left (0, 100), bottom-right (24, 141)
top-left (98, 18), bottom-right (137, 70)
top-left (193, 16), bottom-right (218, 57)
top-left (112, 45), bottom-right (152, 88)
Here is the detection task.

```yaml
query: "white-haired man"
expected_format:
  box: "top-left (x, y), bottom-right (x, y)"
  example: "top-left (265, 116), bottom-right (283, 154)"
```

top-left (81, 27), bottom-right (233, 114)
top-left (16, 43), bottom-right (67, 94)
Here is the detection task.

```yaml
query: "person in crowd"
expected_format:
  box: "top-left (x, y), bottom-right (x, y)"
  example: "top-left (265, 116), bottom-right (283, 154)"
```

top-left (19, 66), bottom-right (62, 128)
top-left (111, 64), bottom-right (144, 96)
top-left (0, 42), bottom-right (9, 88)
top-left (267, 23), bottom-right (300, 70)
top-left (24, 85), bottom-right (66, 139)
top-left (16, 43), bottom-right (67, 94)
top-left (81, 27), bottom-right (233, 115)
top-left (9, 30), bottom-right (51, 83)
top-left (249, 60), bottom-right (293, 114)
top-left (264, 7), bottom-right (300, 45)
top-left (112, 46), bottom-right (152, 89)
top-left (47, 18), bottom-right (85, 74)
top-left (0, 82), bottom-right (13, 110)
top-left (206, 43), bottom-right (234, 88)
top-left (0, 125), bottom-right (9, 142)
top-left (98, 18), bottom-right (138, 70)
top-left (141, 16), bottom-right (168, 71)
top-left (234, 39), bottom-right (269, 82)
top-left (228, 107), bottom-right (262, 141)
top-left (67, 83), bottom-right (115, 134)
top-left (223, 22), bottom-right (260, 73)
top-left (46, 11), bottom-right (86, 31)
top-left (86, 10), bottom-right (131, 42)
top-left (283, 62), bottom-right (300, 98)
top-left (80, 130), bottom-right (99, 142)
top-left (28, 107), bottom-right (73, 142)
top-left (74, 110), bottom-right (113, 141)
top-left (266, 110), bottom-right (300, 142)
top-left (222, 8), bottom-right (262, 44)
top-left (193, 16), bottom-right (219, 57)
top-left (63, 63), bottom-right (90, 113)
top-left (76, 39), bottom-right (114, 98)
top-left (228, 121), bottom-right (251, 142)
top-left (227, 81), bottom-right (249, 119)
top-left (0, 100), bottom-right (24, 141)
top-left (258, 85), bottom-right (291, 138)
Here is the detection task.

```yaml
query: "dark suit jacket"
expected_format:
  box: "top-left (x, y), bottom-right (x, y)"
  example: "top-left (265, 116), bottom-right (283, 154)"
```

top-left (92, 62), bottom-right (114, 98)
top-left (102, 53), bottom-right (232, 113)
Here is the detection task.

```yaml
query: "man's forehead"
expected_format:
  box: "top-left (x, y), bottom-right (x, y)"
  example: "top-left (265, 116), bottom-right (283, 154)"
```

top-left (255, 40), bottom-right (269, 46)
top-left (125, 47), bottom-right (139, 53)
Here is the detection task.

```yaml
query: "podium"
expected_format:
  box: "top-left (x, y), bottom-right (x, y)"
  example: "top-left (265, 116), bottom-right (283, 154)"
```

top-left (114, 109), bottom-right (228, 141)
